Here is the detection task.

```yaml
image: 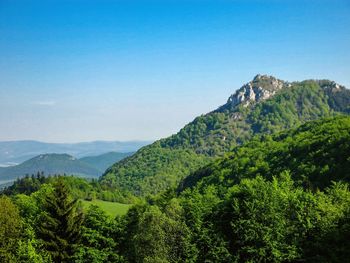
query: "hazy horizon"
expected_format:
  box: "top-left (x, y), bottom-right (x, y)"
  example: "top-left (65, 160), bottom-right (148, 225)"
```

top-left (1, 0), bottom-right (349, 143)
top-left (0, 139), bottom-right (153, 144)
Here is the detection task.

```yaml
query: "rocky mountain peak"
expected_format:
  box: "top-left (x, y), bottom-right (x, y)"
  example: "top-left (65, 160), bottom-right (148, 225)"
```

top-left (225, 74), bottom-right (286, 109)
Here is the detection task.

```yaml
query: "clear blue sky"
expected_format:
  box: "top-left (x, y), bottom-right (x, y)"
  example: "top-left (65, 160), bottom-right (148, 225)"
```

top-left (0, 0), bottom-right (349, 142)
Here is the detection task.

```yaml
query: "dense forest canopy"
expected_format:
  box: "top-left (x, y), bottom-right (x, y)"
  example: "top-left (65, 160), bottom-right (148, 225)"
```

top-left (179, 115), bottom-right (350, 193)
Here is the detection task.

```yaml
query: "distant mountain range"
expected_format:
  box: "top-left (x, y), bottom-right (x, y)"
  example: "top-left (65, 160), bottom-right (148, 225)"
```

top-left (0, 151), bottom-right (134, 185)
top-left (0, 140), bottom-right (150, 166)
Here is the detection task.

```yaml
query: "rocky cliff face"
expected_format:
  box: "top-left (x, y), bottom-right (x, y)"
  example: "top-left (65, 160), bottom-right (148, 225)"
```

top-left (223, 74), bottom-right (287, 109)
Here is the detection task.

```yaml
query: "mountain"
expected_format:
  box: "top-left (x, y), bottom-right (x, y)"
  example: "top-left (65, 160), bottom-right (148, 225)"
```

top-left (0, 153), bottom-right (100, 183)
top-left (79, 152), bottom-right (134, 172)
top-left (0, 140), bottom-right (150, 166)
top-left (100, 75), bottom-right (350, 196)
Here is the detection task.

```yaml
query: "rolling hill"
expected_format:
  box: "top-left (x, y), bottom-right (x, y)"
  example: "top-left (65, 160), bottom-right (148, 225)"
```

top-left (100, 75), bottom-right (350, 196)
top-left (79, 152), bottom-right (134, 172)
top-left (0, 151), bottom-right (135, 185)
top-left (0, 154), bottom-right (100, 183)
top-left (0, 140), bottom-right (150, 166)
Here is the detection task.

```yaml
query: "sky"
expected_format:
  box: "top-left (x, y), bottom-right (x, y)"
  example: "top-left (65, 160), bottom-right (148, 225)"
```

top-left (0, 0), bottom-right (349, 143)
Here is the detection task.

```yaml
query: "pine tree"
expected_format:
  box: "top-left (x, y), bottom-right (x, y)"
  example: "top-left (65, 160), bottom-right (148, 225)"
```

top-left (38, 177), bottom-right (83, 262)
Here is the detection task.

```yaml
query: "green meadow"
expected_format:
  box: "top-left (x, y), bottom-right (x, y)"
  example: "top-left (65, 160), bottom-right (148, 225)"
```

top-left (81, 199), bottom-right (132, 217)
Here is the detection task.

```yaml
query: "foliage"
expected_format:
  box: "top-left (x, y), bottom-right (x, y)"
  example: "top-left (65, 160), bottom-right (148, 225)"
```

top-left (2, 174), bottom-right (136, 204)
top-left (0, 195), bottom-right (22, 262)
top-left (2, 172), bottom-right (47, 196)
top-left (180, 115), bottom-right (350, 193)
top-left (37, 177), bottom-right (83, 262)
top-left (194, 174), bottom-right (350, 262)
top-left (121, 201), bottom-right (192, 263)
top-left (73, 205), bottom-right (124, 262)
top-left (102, 147), bottom-right (210, 196)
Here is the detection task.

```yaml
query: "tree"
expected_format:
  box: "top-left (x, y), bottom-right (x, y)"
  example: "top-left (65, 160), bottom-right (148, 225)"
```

top-left (214, 173), bottom-right (309, 262)
top-left (127, 202), bottom-right (192, 263)
top-left (73, 205), bottom-right (123, 263)
top-left (0, 195), bottom-right (22, 263)
top-left (37, 177), bottom-right (83, 262)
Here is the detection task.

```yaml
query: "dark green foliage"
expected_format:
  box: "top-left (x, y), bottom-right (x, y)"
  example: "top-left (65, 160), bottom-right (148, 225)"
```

top-left (322, 80), bottom-right (350, 113)
top-left (172, 115), bottom-right (350, 262)
top-left (180, 115), bottom-right (350, 192)
top-left (215, 174), bottom-right (307, 262)
top-left (37, 177), bottom-right (83, 262)
top-left (73, 205), bottom-right (123, 262)
top-left (2, 174), bottom-right (137, 204)
top-left (101, 78), bottom-right (350, 197)
top-left (247, 81), bottom-right (332, 133)
top-left (121, 201), bottom-right (193, 263)
top-left (117, 174), bottom-right (350, 262)
top-left (180, 186), bottom-right (231, 262)
top-left (301, 183), bottom-right (350, 262)
top-left (185, 174), bottom-right (350, 262)
top-left (102, 147), bottom-right (210, 196)
top-left (2, 172), bottom-right (46, 196)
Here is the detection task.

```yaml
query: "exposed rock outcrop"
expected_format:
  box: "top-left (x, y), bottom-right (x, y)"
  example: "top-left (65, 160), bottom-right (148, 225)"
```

top-left (224, 74), bottom-right (287, 109)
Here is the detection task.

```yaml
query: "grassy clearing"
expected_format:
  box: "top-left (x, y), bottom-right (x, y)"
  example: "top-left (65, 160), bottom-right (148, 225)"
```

top-left (81, 199), bottom-right (132, 217)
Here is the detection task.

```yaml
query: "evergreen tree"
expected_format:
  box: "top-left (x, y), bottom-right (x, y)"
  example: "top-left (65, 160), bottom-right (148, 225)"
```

top-left (38, 176), bottom-right (83, 262)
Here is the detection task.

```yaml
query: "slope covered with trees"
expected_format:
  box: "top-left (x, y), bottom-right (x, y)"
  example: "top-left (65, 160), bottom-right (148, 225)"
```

top-left (179, 115), bottom-right (350, 193)
top-left (101, 75), bottom-right (350, 196)
top-left (1, 116), bottom-right (349, 262)
top-left (116, 115), bottom-right (350, 262)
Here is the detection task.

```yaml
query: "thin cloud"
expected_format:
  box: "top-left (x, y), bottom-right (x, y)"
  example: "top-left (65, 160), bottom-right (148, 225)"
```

top-left (32, 100), bottom-right (56, 106)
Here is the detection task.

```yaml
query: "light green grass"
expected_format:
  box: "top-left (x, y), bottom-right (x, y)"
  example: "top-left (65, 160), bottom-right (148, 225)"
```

top-left (81, 199), bottom-right (132, 217)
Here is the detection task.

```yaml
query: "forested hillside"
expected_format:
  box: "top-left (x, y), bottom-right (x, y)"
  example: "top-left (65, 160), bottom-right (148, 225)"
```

top-left (101, 75), bottom-right (350, 196)
top-left (1, 116), bottom-right (350, 262)
top-left (179, 115), bottom-right (350, 193)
